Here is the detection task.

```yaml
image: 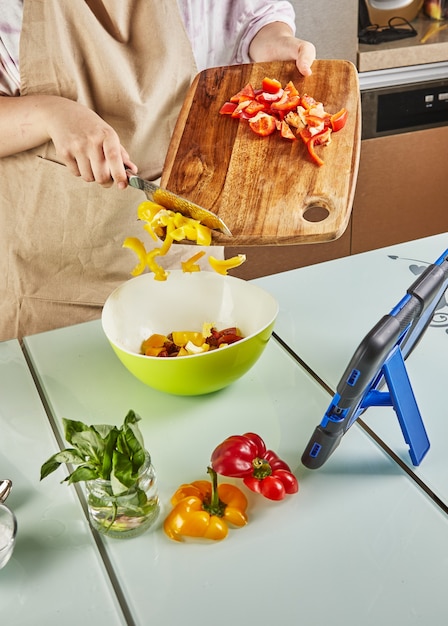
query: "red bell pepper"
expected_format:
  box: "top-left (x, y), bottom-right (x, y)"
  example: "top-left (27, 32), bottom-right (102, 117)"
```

top-left (210, 432), bottom-right (299, 501)
top-left (261, 77), bottom-right (282, 94)
top-left (330, 108), bottom-right (348, 132)
top-left (248, 112), bottom-right (277, 137)
top-left (219, 77), bottom-right (348, 166)
top-left (219, 101), bottom-right (238, 115)
top-left (230, 82), bottom-right (256, 103)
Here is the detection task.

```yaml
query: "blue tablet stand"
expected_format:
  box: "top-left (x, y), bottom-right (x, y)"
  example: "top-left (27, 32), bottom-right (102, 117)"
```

top-left (302, 248), bottom-right (448, 470)
top-left (360, 344), bottom-right (430, 466)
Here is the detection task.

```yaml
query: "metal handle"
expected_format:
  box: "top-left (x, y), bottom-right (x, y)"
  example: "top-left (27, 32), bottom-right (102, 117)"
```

top-left (0, 479), bottom-right (12, 503)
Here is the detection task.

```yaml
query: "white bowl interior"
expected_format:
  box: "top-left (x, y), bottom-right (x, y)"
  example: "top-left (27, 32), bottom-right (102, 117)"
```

top-left (102, 271), bottom-right (278, 355)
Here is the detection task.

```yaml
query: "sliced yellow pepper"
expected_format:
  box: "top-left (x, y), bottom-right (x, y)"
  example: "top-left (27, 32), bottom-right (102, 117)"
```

top-left (194, 223), bottom-right (212, 247)
top-left (208, 254), bottom-right (246, 275)
top-left (141, 333), bottom-right (168, 356)
top-left (146, 248), bottom-right (168, 281)
top-left (126, 200), bottom-right (241, 281)
top-left (181, 251), bottom-right (206, 273)
top-left (122, 237), bottom-right (148, 276)
top-left (171, 331), bottom-right (204, 347)
top-left (137, 200), bottom-right (165, 222)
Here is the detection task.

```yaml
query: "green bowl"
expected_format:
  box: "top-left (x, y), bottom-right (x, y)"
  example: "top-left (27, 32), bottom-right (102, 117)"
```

top-left (102, 271), bottom-right (278, 395)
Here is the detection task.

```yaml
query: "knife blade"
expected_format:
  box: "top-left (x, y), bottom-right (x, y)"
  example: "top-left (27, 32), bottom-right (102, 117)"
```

top-left (126, 171), bottom-right (231, 236)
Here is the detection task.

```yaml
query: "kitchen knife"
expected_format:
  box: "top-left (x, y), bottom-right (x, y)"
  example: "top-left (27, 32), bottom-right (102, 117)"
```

top-left (126, 171), bottom-right (232, 236)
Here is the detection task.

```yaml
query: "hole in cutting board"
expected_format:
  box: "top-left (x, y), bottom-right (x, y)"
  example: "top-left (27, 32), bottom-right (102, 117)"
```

top-left (303, 205), bottom-right (330, 223)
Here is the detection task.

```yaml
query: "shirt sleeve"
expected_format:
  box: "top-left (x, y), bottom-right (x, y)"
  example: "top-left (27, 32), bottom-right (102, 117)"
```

top-left (0, 0), bottom-right (23, 96)
top-left (177, 0), bottom-right (296, 72)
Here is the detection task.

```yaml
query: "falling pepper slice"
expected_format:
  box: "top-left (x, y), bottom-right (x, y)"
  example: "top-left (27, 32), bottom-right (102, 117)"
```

top-left (209, 254), bottom-right (246, 275)
top-left (163, 468), bottom-right (248, 542)
top-left (181, 250), bottom-right (206, 273)
top-left (122, 237), bottom-right (148, 276)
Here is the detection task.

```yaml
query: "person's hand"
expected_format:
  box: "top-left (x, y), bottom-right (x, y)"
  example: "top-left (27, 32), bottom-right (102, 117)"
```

top-left (276, 36), bottom-right (316, 77)
top-left (43, 97), bottom-right (137, 189)
top-left (249, 23), bottom-right (316, 77)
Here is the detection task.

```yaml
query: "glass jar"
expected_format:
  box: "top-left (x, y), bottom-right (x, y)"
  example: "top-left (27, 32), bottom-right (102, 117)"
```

top-left (0, 503), bottom-right (17, 569)
top-left (86, 453), bottom-right (160, 539)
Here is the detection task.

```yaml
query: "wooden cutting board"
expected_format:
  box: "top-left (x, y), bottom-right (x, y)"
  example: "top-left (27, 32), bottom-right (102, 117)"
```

top-left (161, 60), bottom-right (361, 246)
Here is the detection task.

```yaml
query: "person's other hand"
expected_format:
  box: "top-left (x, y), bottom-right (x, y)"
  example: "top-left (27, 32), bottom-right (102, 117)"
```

top-left (44, 97), bottom-right (137, 189)
top-left (278, 36), bottom-right (316, 77)
top-left (249, 23), bottom-right (316, 77)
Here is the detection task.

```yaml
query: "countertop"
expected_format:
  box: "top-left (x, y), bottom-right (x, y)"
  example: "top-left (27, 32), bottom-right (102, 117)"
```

top-left (358, 13), bottom-right (448, 72)
top-left (2, 233), bottom-right (448, 624)
top-left (255, 233), bottom-right (448, 504)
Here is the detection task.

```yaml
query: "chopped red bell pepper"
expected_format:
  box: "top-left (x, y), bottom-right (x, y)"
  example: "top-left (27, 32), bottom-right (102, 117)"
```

top-left (231, 100), bottom-right (252, 118)
top-left (300, 94), bottom-right (318, 110)
top-left (284, 80), bottom-right (299, 97)
top-left (210, 432), bottom-right (299, 501)
top-left (306, 135), bottom-right (325, 167)
top-left (262, 77), bottom-right (282, 94)
top-left (230, 82), bottom-right (256, 103)
top-left (270, 93), bottom-right (301, 113)
top-left (219, 77), bottom-right (348, 166)
top-left (248, 112), bottom-right (277, 137)
top-left (280, 120), bottom-right (297, 140)
top-left (330, 108), bottom-right (348, 132)
top-left (242, 99), bottom-right (267, 118)
top-left (219, 101), bottom-right (238, 115)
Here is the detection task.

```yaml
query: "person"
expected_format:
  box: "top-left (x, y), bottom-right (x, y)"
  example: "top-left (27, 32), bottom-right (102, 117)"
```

top-left (0, 0), bottom-right (316, 341)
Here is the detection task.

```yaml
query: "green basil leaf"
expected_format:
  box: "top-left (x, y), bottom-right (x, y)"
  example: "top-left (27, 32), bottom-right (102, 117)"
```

top-left (94, 423), bottom-right (116, 439)
top-left (124, 409), bottom-right (140, 428)
top-left (110, 471), bottom-right (128, 496)
top-left (65, 465), bottom-right (99, 484)
top-left (41, 411), bottom-right (149, 491)
top-left (63, 418), bottom-right (92, 444)
top-left (40, 449), bottom-right (86, 480)
top-left (99, 428), bottom-right (119, 480)
top-left (71, 429), bottom-right (105, 463)
top-left (40, 457), bottom-right (62, 480)
top-left (112, 450), bottom-right (138, 489)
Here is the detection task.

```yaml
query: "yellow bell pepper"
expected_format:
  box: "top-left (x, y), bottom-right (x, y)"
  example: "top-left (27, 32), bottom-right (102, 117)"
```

top-left (181, 251), bottom-right (206, 273)
top-left (122, 237), bottom-right (148, 276)
top-left (125, 200), bottom-right (244, 281)
top-left (137, 200), bottom-right (165, 222)
top-left (209, 254), bottom-right (246, 275)
top-left (164, 468), bottom-right (248, 542)
top-left (171, 330), bottom-right (204, 347)
top-left (146, 248), bottom-right (168, 281)
top-left (141, 333), bottom-right (168, 356)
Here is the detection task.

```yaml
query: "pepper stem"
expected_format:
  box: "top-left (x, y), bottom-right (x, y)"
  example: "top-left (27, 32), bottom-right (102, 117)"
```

top-left (252, 457), bottom-right (272, 479)
top-left (204, 467), bottom-right (226, 517)
top-left (207, 466), bottom-right (220, 509)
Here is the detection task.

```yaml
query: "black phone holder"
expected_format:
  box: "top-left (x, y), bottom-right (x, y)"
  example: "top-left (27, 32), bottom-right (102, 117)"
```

top-left (302, 249), bottom-right (448, 470)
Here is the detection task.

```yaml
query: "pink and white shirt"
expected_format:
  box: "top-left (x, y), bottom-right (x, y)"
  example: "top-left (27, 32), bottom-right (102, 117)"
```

top-left (0, 0), bottom-right (296, 96)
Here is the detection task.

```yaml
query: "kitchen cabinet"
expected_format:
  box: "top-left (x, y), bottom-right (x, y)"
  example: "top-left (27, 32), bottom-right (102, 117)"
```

top-left (351, 125), bottom-right (448, 254)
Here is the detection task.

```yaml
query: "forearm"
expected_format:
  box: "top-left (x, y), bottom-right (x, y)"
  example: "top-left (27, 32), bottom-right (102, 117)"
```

top-left (0, 94), bottom-right (56, 157)
top-left (249, 21), bottom-right (315, 76)
top-left (0, 94), bottom-right (136, 187)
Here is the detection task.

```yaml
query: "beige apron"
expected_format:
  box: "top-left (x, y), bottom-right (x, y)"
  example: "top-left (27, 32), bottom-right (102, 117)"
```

top-left (0, 0), bottom-right (197, 341)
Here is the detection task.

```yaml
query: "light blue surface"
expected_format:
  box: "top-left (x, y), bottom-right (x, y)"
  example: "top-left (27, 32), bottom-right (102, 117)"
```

top-left (255, 233), bottom-right (448, 504)
top-left (23, 316), bottom-right (448, 626)
top-left (0, 341), bottom-right (126, 625)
